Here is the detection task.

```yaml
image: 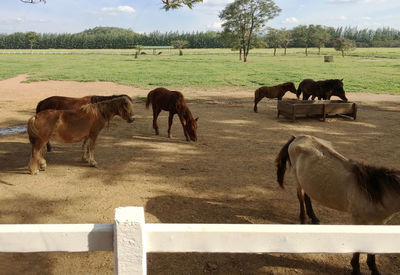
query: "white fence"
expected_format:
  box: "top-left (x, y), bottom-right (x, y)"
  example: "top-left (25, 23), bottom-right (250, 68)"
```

top-left (1, 206), bottom-right (400, 274)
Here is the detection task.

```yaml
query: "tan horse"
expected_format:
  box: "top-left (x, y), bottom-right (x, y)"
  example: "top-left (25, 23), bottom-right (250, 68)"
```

top-left (146, 87), bottom-right (198, 141)
top-left (253, 82), bottom-right (297, 112)
top-left (28, 96), bottom-right (135, 175)
top-left (276, 135), bottom-right (400, 275)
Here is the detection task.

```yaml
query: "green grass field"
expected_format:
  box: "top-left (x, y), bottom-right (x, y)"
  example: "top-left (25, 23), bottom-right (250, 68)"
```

top-left (0, 48), bottom-right (399, 94)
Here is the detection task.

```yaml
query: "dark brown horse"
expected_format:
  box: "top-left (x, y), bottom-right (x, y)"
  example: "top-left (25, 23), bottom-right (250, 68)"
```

top-left (28, 96), bottom-right (135, 175)
top-left (297, 79), bottom-right (348, 101)
top-left (276, 135), bottom-right (400, 275)
top-left (36, 94), bottom-right (132, 152)
top-left (254, 82), bottom-right (297, 112)
top-left (146, 87), bottom-right (198, 141)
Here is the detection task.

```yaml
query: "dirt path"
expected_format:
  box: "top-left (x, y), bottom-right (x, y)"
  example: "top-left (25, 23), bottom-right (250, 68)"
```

top-left (0, 75), bottom-right (400, 274)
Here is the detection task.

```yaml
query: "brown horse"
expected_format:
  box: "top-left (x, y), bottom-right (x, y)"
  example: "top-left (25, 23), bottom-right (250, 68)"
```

top-left (297, 79), bottom-right (348, 101)
top-left (253, 82), bottom-right (297, 113)
top-left (28, 96), bottom-right (135, 175)
top-left (36, 94), bottom-right (132, 152)
top-left (146, 87), bottom-right (198, 141)
top-left (276, 135), bottom-right (400, 275)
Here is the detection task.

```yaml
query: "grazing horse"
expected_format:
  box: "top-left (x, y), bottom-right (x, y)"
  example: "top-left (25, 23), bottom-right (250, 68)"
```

top-left (27, 96), bottom-right (135, 175)
top-left (297, 79), bottom-right (348, 101)
top-left (146, 87), bottom-right (198, 141)
top-left (36, 94), bottom-right (132, 152)
top-left (275, 135), bottom-right (400, 275)
top-left (253, 82), bottom-right (297, 113)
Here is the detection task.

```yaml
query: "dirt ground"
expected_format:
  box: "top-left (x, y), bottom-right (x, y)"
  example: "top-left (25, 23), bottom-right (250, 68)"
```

top-left (0, 75), bottom-right (400, 274)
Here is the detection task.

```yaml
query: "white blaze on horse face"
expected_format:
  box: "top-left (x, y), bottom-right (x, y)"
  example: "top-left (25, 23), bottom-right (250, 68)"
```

top-left (288, 136), bottom-right (352, 212)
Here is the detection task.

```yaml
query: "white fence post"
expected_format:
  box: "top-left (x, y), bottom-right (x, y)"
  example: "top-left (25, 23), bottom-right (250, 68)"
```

top-left (114, 207), bottom-right (146, 275)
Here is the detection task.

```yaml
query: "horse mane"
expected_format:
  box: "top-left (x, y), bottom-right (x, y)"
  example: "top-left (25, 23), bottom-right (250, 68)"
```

top-left (351, 161), bottom-right (400, 204)
top-left (81, 96), bottom-right (132, 121)
top-left (90, 94), bottom-right (133, 104)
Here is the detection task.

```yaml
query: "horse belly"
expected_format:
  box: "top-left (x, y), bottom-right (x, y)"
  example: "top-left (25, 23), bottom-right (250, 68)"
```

top-left (293, 153), bottom-right (350, 212)
top-left (53, 120), bottom-right (89, 143)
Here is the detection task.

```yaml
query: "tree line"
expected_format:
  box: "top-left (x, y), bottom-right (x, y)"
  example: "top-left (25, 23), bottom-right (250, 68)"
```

top-left (0, 25), bottom-right (398, 50)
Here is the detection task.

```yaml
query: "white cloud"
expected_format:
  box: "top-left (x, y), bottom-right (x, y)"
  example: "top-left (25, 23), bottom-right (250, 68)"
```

top-left (284, 17), bottom-right (299, 23)
top-left (362, 16), bottom-right (372, 20)
top-left (339, 15), bottom-right (347, 20)
top-left (95, 6), bottom-right (135, 16)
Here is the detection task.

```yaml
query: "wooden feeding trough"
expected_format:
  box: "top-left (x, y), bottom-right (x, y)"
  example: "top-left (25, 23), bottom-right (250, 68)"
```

top-left (277, 99), bottom-right (357, 121)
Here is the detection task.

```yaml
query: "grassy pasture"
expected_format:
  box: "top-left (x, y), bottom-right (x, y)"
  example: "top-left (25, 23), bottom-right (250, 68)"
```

top-left (0, 48), bottom-right (399, 94)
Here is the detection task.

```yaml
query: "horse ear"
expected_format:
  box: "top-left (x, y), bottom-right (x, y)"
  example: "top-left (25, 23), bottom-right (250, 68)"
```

top-left (195, 117), bottom-right (199, 121)
top-left (340, 79), bottom-right (344, 81)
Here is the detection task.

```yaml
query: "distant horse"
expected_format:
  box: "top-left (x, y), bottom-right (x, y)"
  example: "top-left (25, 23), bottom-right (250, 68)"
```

top-left (36, 94), bottom-right (132, 152)
top-left (297, 79), bottom-right (348, 101)
top-left (253, 82), bottom-right (297, 113)
top-left (28, 96), bottom-right (135, 175)
top-left (146, 87), bottom-right (198, 142)
top-left (276, 135), bottom-right (400, 275)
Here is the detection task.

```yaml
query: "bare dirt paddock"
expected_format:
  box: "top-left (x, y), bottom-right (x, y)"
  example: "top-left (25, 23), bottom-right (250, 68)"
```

top-left (0, 75), bottom-right (400, 274)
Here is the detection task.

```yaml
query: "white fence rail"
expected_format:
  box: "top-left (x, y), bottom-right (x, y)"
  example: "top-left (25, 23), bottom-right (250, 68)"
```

top-left (1, 207), bottom-right (400, 274)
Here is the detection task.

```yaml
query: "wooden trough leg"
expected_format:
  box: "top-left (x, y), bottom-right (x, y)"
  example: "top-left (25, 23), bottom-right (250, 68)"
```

top-left (291, 105), bottom-right (296, 122)
top-left (322, 104), bottom-right (326, 122)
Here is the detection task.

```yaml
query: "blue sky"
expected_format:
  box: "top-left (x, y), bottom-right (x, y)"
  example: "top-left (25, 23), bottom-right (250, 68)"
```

top-left (1, 0), bottom-right (399, 34)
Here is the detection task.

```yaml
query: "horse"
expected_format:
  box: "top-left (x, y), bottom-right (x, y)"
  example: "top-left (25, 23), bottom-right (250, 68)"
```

top-left (27, 96), bottom-right (135, 175)
top-left (296, 79), bottom-right (348, 102)
top-left (253, 82), bottom-right (297, 113)
top-left (275, 135), bottom-right (400, 275)
top-left (146, 87), bottom-right (198, 142)
top-left (36, 94), bottom-right (132, 152)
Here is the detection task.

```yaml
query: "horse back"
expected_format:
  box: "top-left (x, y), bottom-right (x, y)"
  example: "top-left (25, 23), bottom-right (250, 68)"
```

top-left (148, 87), bottom-right (185, 113)
top-left (36, 96), bottom-right (92, 113)
top-left (288, 135), bottom-right (352, 211)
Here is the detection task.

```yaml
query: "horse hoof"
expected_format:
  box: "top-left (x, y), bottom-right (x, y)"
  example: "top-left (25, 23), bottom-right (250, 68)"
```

top-left (90, 163), bottom-right (98, 168)
top-left (30, 170), bottom-right (39, 175)
top-left (39, 166), bottom-right (46, 171)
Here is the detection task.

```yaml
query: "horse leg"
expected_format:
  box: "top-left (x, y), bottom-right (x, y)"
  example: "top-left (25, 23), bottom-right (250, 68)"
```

top-left (304, 194), bottom-right (320, 224)
top-left (254, 96), bottom-right (262, 113)
top-left (82, 138), bottom-right (89, 162)
top-left (153, 108), bottom-right (161, 135)
top-left (46, 142), bottom-right (52, 152)
top-left (296, 186), bottom-right (306, 224)
top-left (351, 253), bottom-right (361, 275)
top-left (303, 94), bottom-right (311, 101)
top-left (87, 136), bottom-right (98, 168)
top-left (29, 138), bottom-right (47, 175)
top-left (367, 254), bottom-right (381, 275)
top-left (168, 112), bottom-right (174, 138)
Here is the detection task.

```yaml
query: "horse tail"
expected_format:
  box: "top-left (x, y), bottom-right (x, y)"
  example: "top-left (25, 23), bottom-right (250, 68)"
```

top-left (296, 85), bottom-right (302, 99)
top-left (275, 136), bottom-right (296, 189)
top-left (27, 116), bottom-right (39, 143)
top-left (145, 92), bottom-right (152, 109)
top-left (36, 99), bottom-right (45, 114)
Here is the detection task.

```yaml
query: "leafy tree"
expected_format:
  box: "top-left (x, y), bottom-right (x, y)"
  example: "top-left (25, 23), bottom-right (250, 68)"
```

top-left (219, 0), bottom-right (281, 62)
top-left (171, 40), bottom-right (189, 55)
top-left (266, 28), bottom-right (280, 56)
top-left (278, 28), bottom-right (291, 55)
top-left (25, 32), bottom-right (41, 50)
top-left (333, 37), bottom-right (356, 57)
top-left (311, 25), bottom-right (330, 55)
top-left (20, 0), bottom-right (202, 10)
top-left (291, 25), bottom-right (316, 56)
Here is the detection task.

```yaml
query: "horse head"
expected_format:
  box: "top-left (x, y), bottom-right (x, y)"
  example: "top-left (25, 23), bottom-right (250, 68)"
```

top-left (333, 79), bottom-right (348, 102)
top-left (119, 96), bottom-right (135, 123)
top-left (184, 116), bottom-right (198, 142)
top-left (284, 82), bottom-right (297, 95)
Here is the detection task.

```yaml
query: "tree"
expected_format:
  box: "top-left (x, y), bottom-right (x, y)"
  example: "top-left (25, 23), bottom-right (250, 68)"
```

top-left (333, 38), bottom-right (356, 57)
top-left (291, 25), bottom-right (316, 56)
top-left (311, 25), bottom-right (330, 55)
top-left (20, 0), bottom-right (202, 10)
top-left (219, 0), bottom-right (281, 62)
top-left (25, 32), bottom-right (41, 51)
top-left (278, 28), bottom-right (291, 55)
top-left (266, 28), bottom-right (280, 56)
top-left (171, 40), bottom-right (189, 55)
